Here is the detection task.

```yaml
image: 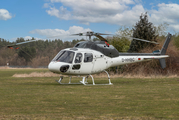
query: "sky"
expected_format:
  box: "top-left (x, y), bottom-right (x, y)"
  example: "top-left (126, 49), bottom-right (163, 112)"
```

top-left (1, 0), bottom-right (179, 41)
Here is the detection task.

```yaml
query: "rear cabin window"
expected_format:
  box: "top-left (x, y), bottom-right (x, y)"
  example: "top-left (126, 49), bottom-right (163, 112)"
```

top-left (84, 53), bottom-right (93, 62)
top-left (75, 53), bottom-right (83, 63)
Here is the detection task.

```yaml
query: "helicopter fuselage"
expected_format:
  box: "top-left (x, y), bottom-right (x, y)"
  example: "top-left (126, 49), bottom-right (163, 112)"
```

top-left (48, 48), bottom-right (109, 75)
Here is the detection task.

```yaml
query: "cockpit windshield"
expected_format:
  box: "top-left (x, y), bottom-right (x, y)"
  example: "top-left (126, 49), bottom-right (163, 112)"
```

top-left (52, 51), bottom-right (75, 63)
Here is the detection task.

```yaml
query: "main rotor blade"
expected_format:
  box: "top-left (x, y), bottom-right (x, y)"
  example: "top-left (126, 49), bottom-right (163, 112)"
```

top-left (72, 31), bottom-right (112, 36)
top-left (71, 31), bottom-right (112, 41)
top-left (132, 37), bottom-right (159, 44)
top-left (93, 34), bottom-right (108, 41)
top-left (7, 39), bottom-right (40, 47)
top-left (117, 35), bottom-right (159, 44)
top-left (71, 33), bottom-right (83, 36)
top-left (95, 33), bottom-right (112, 36)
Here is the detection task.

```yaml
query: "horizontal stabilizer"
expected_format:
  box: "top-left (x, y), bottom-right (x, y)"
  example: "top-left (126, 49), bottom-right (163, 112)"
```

top-left (144, 55), bottom-right (169, 60)
top-left (159, 58), bottom-right (166, 69)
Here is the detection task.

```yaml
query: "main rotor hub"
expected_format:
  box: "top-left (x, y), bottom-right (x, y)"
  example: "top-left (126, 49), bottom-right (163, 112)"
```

top-left (72, 31), bottom-right (111, 41)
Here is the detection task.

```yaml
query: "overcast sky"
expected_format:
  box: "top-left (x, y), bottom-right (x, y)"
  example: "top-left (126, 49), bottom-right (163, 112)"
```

top-left (1, 0), bottom-right (179, 41)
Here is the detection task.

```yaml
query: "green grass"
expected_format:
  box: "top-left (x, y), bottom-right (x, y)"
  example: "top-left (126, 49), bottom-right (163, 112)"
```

top-left (0, 69), bottom-right (179, 119)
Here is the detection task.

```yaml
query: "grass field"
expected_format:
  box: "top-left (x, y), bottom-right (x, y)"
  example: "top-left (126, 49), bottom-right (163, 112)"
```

top-left (0, 68), bottom-right (179, 119)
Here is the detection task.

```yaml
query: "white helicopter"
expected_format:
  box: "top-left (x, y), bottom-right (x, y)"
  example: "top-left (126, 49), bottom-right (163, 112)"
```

top-left (8, 31), bottom-right (172, 85)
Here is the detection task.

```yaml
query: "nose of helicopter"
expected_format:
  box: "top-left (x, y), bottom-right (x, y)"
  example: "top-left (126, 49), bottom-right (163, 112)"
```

top-left (48, 62), bottom-right (56, 72)
top-left (48, 62), bottom-right (70, 73)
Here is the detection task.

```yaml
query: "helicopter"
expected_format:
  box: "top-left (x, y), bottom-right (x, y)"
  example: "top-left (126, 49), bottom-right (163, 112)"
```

top-left (8, 31), bottom-right (172, 85)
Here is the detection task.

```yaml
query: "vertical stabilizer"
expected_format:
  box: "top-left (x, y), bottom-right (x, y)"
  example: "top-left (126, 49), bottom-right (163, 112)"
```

top-left (159, 33), bottom-right (172, 69)
top-left (160, 33), bottom-right (172, 55)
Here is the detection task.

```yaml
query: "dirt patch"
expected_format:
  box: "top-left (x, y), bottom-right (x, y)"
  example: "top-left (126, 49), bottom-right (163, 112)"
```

top-left (13, 72), bottom-right (59, 77)
top-left (0, 66), bottom-right (11, 69)
top-left (93, 73), bottom-right (179, 78)
top-left (13, 72), bottom-right (179, 78)
top-left (0, 66), bottom-right (43, 69)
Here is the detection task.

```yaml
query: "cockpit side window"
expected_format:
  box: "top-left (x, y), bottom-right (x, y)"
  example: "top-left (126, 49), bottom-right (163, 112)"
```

top-left (52, 51), bottom-right (74, 63)
top-left (75, 53), bottom-right (82, 63)
top-left (84, 53), bottom-right (93, 62)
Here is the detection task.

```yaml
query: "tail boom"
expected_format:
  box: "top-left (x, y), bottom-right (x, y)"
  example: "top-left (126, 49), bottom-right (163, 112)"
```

top-left (110, 33), bottom-right (172, 69)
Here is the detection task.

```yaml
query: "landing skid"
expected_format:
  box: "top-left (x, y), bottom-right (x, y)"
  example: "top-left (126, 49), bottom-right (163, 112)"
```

top-left (55, 70), bottom-right (113, 85)
top-left (55, 76), bottom-right (82, 85)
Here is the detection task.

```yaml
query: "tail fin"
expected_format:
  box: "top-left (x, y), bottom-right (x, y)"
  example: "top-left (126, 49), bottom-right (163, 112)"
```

top-left (160, 33), bottom-right (172, 55)
top-left (159, 33), bottom-right (172, 69)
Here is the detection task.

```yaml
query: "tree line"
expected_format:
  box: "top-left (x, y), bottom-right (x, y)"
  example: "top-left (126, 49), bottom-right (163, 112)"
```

top-left (0, 38), bottom-right (83, 67)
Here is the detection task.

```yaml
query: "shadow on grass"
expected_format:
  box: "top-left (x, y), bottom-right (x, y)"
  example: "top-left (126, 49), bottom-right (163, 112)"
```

top-left (19, 81), bottom-right (84, 86)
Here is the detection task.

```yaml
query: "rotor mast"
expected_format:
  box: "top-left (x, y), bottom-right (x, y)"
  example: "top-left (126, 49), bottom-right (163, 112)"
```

top-left (86, 31), bottom-right (93, 41)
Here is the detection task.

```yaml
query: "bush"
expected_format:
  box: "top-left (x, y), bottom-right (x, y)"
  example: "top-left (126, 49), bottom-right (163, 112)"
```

top-left (121, 37), bottom-right (179, 76)
top-left (174, 34), bottom-right (179, 49)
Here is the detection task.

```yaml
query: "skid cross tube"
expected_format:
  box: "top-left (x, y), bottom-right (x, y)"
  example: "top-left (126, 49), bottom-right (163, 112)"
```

top-left (87, 70), bottom-right (113, 85)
